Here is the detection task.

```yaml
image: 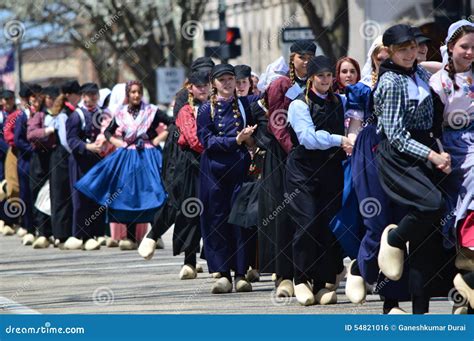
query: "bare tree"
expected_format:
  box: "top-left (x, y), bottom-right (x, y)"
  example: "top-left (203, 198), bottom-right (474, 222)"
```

top-left (0, 0), bottom-right (207, 102)
top-left (296, 0), bottom-right (349, 62)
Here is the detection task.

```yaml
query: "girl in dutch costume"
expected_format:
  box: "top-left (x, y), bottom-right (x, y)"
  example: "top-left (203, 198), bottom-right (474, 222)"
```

top-left (75, 81), bottom-right (167, 250)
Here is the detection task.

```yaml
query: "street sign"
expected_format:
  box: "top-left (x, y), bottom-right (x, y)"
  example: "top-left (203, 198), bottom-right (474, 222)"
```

top-left (156, 67), bottom-right (185, 104)
top-left (282, 27), bottom-right (315, 42)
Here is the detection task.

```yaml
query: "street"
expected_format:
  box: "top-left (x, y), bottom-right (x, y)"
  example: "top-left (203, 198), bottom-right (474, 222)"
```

top-left (0, 227), bottom-right (454, 315)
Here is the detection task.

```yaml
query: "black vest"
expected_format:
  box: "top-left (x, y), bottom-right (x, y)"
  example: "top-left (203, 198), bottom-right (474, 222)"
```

top-left (289, 91), bottom-right (346, 161)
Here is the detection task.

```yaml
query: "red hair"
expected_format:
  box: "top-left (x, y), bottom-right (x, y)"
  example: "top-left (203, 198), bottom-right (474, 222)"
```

top-left (333, 57), bottom-right (361, 93)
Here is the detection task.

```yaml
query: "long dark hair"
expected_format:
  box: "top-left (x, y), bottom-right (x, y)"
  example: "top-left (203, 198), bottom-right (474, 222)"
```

top-left (446, 25), bottom-right (474, 90)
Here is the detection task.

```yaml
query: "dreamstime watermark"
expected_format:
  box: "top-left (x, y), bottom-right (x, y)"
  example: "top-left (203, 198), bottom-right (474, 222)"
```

top-left (268, 109), bottom-right (289, 130)
top-left (181, 197), bottom-right (203, 218)
top-left (3, 20), bottom-right (25, 41)
top-left (270, 288), bottom-right (292, 306)
top-left (261, 189), bottom-right (300, 227)
top-left (359, 20), bottom-right (381, 41)
top-left (263, 12), bottom-right (302, 50)
top-left (446, 110), bottom-right (471, 130)
top-left (359, 197), bottom-right (381, 218)
top-left (84, 189), bottom-right (122, 226)
top-left (83, 11), bottom-right (123, 48)
top-left (448, 287), bottom-right (468, 307)
top-left (92, 286), bottom-right (115, 306)
top-left (181, 20), bottom-right (204, 41)
top-left (4, 198), bottom-right (26, 219)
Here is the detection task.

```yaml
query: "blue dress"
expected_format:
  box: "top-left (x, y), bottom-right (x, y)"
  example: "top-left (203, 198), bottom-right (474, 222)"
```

top-left (13, 111), bottom-right (33, 232)
top-left (197, 96), bottom-right (255, 275)
top-left (75, 103), bottom-right (167, 223)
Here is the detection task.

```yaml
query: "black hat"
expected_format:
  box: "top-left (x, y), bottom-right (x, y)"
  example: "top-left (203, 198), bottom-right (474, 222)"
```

top-left (191, 57), bottom-right (215, 73)
top-left (411, 26), bottom-right (431, 44)
top-left (80, 82), bottom-right (99, 94)
top-left (290, 40), bottom-right (317, 55)
top-left (61, 80), bottom-right (81, 94)
top-left (211, 64), bottom-right (235, 80)
top-left (383, 24), bottom-right (416, 46)
top-left (307, 55), bottom-right (334, 78)
top-left (1, 90), bottom-right (15, 100)
top-left (29, 84), bottom-right (43, 95)
top-left (19, 83), bottom-right (32, 98)
top-left (234, 65), bottom-right (252, 80)
top-left (43, 86), bottom-right (60, 98)
top-left (188, 71), bottom-right (210, 85)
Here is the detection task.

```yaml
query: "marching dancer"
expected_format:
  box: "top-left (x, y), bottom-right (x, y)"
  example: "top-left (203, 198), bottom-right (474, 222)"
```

top-left (26, 86), bottom-right (58, 248)
top-left (75, 81), bottom-right (167, 251)
top-left (51, 81), bottom-right (81, 249)
top-left (375, 24), bottom-right (454, 314)
top-left (286, 55), bottom-right (352, 306)
top-left (173, 70), bottom-right (210, 279)
top-left (429, 20), bottom-right (474, 312)
top-left (65, 83), bottom-right (107, 251)
top-left (260, 41), bottom-right (315, 298)
top-left (197, 64), bottom-right (257, 293)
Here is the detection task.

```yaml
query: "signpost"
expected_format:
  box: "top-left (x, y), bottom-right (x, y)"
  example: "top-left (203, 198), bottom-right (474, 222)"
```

top-left (156, 67), bottom-right (185, 104)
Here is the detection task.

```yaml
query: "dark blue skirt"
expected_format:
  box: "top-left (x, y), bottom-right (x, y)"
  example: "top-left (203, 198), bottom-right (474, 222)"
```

top-left (351, 124), bottom-right (410, 300)
top-left (75, 147), bottom-right (167, 223)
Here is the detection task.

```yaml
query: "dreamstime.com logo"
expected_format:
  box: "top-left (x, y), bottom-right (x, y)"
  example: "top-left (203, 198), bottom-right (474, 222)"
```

top-left (4, 322), bottom-right (85, 335)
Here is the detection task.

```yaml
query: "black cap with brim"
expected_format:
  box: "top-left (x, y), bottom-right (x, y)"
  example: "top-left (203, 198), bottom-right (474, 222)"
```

top-left (80, 82), bottom-right (99, 94)
top-left (61, 80), bottom-right (81, 94)
top-left (19, 83), bottom-right (32, 98)
top-left (188, 71), bottom-right (210, 85)
top-left (43, 86), bottom-right (60, 98)
top-left (307, 55), bottom-right (334, 78)
top-left (29, 84), bottom-right (43, 95)
top-left (412, 27), bottom-right (431, 44)
top-left (234, 65), bottom-right (252, 80)
top-left (290, 40), bottom-right (317, 55)
top-left (211, 64), bottom-right (235, 80)
top-left (1, 90), bottom-right (15, 100)
top-left (383, 24), bottom-right (416, 46)
top-left (191, 57), bottom-right (215, 73)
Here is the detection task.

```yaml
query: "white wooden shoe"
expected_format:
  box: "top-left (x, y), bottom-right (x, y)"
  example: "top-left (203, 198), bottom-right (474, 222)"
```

top-left (97, 236), bottom-right (107, 246)
top-left (212, 272), bottom-right (222, 279)
top-left (388, 307), bottom-right (409, 314)
top-left (2, 225), bottom-right (15, 236)
top-left (294, 282), bottom-right (315, 306)
top-left (378, 224), bottom-right (404, 281)
top-left (211, 277), bottom-right (232, 294)
top-left (452, 304), bottom-right (468, 314)
top-left (326, 267), bottom-right (347, 291)
top-left (16, 227), bottom-right (28, 237)
top-left (314, 288), bottom-right (337, 305)
top-left (345, 260), bottom-right (367, 304)
top-left (453, 273), bottom-right (474, 309)
top-left (63, 237), bottom-right (83, 250)
top-left (83, 238), bottom-right (101, 251)
top-left (22, 233), bottom-right (35, 246)
top-left (179, 264), bottom-right (197, 280)
top-left (119, 239), bottom-right (137, 251)
top-left (106, 237), bottom-right (119, 248)
top-left (138, 237), bottom-right (156, 260)
top-left (246, 268), bottom-right (260, 283)
top-left (32, 236), bottom-right (50, 249)
top-left (276, 279), bottom-right (294, 297)
top-left (235, 278), bottom-right (252, 292)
